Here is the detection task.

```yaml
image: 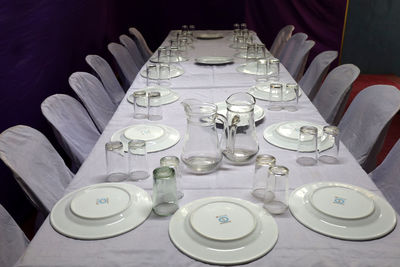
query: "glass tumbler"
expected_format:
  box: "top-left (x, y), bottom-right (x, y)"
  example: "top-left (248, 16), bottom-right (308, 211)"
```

top-left (128, 140), bottom-right (149, 181)
top-left (268, 58), bottom-right (280, 82)
top-left (146, 64), bottom-right (158, 87)
top-left (268, 83), bottom-right (283, 111)
top-left (148, 91), bottom-right (163, 121)
top-left (246, 43), bottom-right (256, 64)
top-left (263, 165), bottom-right (289, 215)
top-left (255, 58), bottom-right (268, 91)
top-left (105, 141), bottom-right (128, 182)
top-left (284, 83), bottom-right (300, 112)
top-left (157, 46), bottom-right (170, 63)
top-left (133, 90), bottom-right (147, 119)
top-left (252, 154), bottom-right (276, 200)
top-left (296, 126), bottom-right (318, 166)
top-left (160, 156), bottom-right (183, 199)
top-left (158, 63), bottom-right (171, 88)
top-left (319, 125), bottom-right (340, 164)
top-left (152, 166), bottom-right (179, 216)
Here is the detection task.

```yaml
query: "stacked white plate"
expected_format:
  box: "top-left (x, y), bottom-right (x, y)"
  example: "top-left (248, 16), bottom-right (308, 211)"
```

top-left (289, 182), bottom-right (397, 240)
top-left (169, 197), bottom-right (278, 265)
top-left (50, 183), bottom-right (152, 240)
top-left (140, 64), bottom-right (185, 79)
top-left (215, 101), bottom-right (265, 125)
top-left (263, 121), bottom-right (334, 151)
top-left (111, 124), bottom-right (180, 153)
top-left (127, 87), bottom-right (179, 106)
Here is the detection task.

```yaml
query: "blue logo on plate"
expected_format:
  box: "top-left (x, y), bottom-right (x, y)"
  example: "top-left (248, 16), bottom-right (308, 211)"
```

top-left (216, 215), bottom-right (231, 224)
top-left (96, 197), bottom-right (109, 205)
top-left (333, 196), bottom-right (345, 205)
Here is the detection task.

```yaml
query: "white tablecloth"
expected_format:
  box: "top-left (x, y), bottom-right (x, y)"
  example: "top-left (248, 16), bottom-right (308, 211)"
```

top-left (17, 31), bottom-right (400, 267)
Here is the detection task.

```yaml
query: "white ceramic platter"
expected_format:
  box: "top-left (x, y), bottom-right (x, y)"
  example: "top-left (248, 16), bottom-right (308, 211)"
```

top-left (196, 33), bottom-right (224, 40)
top-left (169, 196), bottom-right (278, 265)
top-left (195, 56), bottom-right (234, 65)
top-left (263, 121), bottom-right (333, 151)
top-left (111, 124), bottom-right (180, 153)
top-left (248, 85), bottom-right (302, 102)
top-left (50, 183), bottom-right (152, 240)
top-left (215, 101), bottom-right (265, 125)
top-left (140, 64), bottom-right (184, 79)
top-left (127, 87), bottom-right (179, 106)
top-left (289, 182), bottom-right (397, 240)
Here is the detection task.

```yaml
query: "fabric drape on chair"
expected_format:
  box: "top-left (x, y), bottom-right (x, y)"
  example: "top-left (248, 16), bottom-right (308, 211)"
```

top-left (0, 204), bottom-right (29, 267)
top-left (41, 94), bottom-right (100, 172)
top-left (85, 55), bottom-right (125, 105)
top-left (69, 72), bottom-right (116, 132)
top-left (299, 50), bottom-right (338, 100)
top-left (119, 34), bottom-right (145, 69)
top-left (369, 139), bottom-right (400, 213)
top-left (0, 125), bottom-right (74, 214)
top-left (278, 33), bottom-right (308, 63)
top-left (128, 27), bottom-right (153, 61)
top-left (339, 85), bottom-right (400, 172)
top-left (313, 64), bottom-right (360, 124)
top-left (269, 25), bottom-right (295, 58)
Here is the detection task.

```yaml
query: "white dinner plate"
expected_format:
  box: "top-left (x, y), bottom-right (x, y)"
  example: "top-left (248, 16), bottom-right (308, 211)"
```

top-left (248, 85), bottom-right (302, 102)
top-left (111, 124), bottom-right (180, 153)
top-left (237, 61), bottom-right (282, 75)
top-left (234, 50), bottom-right (273, 59)
top-left (50, 183), bottom-right (152, 240)
top-left (127, 87), bottom-right (180, 106)
top-left (263, 121), bottom-right (333, 151)
top-left (215, 101), bottom-right (265, 125)
top-left (169, 196), bottom-right (278, 265)
top-left (289, 182), bottom-right (397, 240)
top-left (195, 56), bottom-right (234, 65)
top-left (196, 33), bottom-right (224, 40)
top-left (149, 55), bottom-right (189, 63)
top-left (140, 64), bottom-right (185, 79)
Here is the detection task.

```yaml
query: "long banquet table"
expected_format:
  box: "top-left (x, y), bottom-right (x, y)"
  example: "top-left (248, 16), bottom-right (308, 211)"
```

top-left (17, 30), bottom-right (400, 266)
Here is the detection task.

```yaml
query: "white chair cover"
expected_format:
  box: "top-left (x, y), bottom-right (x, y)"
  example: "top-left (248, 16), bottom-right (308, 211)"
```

top-left (299, 50), bottom-right (338, 100)
top-left (313, 64), bottom-right (360, 124)
top-left (69, 72), bottom-right (116, 132)
top-left (85, 55), bottom-right (125, 105)
top-left (0, 204), bottom-right (29, 267)
top-left (128, 27), bottom-right (153, 61)
top-left (370, 139), bottom-right (400, 213)
top-left (269, 25), bottom-right (295, 58)
top-left (278, 32), bottom-right (308, 63)
top-left (0, 125), bottom-right (74, 214)
top-left (41, 94), bottom-right (100, 172)
top-left (119, 34), bottom-right (145, 69)
top-left (107, 42), bottom-right (139, 86)
top-left (339, 85), bottom-right (400, 171)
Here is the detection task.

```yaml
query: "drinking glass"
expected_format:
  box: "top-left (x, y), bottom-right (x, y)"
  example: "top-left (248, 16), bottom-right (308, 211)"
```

top-left (148, 91), bottom-right (163, 121)
top-left (268, 58), bottom-right (280, 82)
top-left (246, 43), bottom-right (257, 64)
top-left (240, 23), bottom-right (247, 30)
top-left (252, 154), bottom-right (276, 200)
top-left (146, 64), bottom-right (158, 87)
top-left (268, 83), bottom-right (283, 111)
top-left (157, 46), bottom-right (170, 63)
top-left (284, 83), bottom-right (300, 112)
top-left (133, 90), bottom-right (147, 119)
top-left (160, 156), bottom-right (183, 199)
top-left (158, 63), bottom-right (171, 88)
top-left (255, 43), bottom-right (266, 59)
top-left (255, 58), bottom-right (268, 91)
top-left (128, 140), bottom-right (149, 181)
top-left (233, 23), bottom-right (240, 31)
top-left (296, 126), bottom-right (318, 166)
top-left (263, 165), bottom-right (289, 215)
top-left (152, 166), bottom-right (179, 216)
top-left (319, 125), bottom-right (340, 164)
top-left (105, 141), bottom-right (129, 182)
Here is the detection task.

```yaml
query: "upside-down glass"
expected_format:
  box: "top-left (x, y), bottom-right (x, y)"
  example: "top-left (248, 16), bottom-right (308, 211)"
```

top-left (105, 141), bottom-right (129, 182)
top-left (296, 126), bottom-right (318, 166)
top-left (252, 154), bottom-right (276, 200)
top-left (148, 91), bottom-right (162, 121)
top-left (128, 140), bottom-right (149, 181)
top-left (146, 64), bottom-right (158, 87)
top-left (158, 63), bottom-right (171, 88)
top-left (255, 43), bottom-right (267, 59)
top-left (268, 83), bottom-right (283, 111)
top-left (157, 46), bottom-right (170, 63)
top-left (284, 83), bottom-right (300, 112)
top-left (255, 58), bottom-right (269, 91)
top-left (246, 43), bottom-right (257, 64)
top-left (133, 90), bottom-right (147, 119)
top-left (160, 156), bottom-right (183, 199)
top-left (152, 166), bottom-right (179, 216)
top-left (263, 165), bottom-right (289, 215)
top-left (319, 125), bottom-right (340, 164)
top-left (268, 58), bottom-right (280, 82)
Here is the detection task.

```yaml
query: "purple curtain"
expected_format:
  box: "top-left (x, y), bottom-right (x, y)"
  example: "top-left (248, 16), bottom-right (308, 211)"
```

top-left (245, 0), bottom-right (348, 67)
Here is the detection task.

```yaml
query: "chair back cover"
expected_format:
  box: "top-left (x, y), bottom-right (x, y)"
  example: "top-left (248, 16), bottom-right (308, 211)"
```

top-left (269, 25), bottom-right (295, 58)
top-left (85, 55), bottom-right (125, 105)
top-left (313, 64), bottom-right (360, 124)
top-left (119, 34), bottom-right (145, 69)
top-left (128, 27), bottom-right (153, 61)
top-left (299, 51), bottom-right (338, 100)
top-left (0, 125), bottom-right (74, 214)
top-left (369, 139), bottom-right (400, 213)
top-left (339, 85), bottom-right (400, 170)
top-left (278, 32), bottom-right (308, 64)
top-left (69, 72), bottom-right (116, 132)
top-left (107, 42), bottom-right (139, 85)
top-left (291, 40), bottom-right (315, 81)
top-left (0, 204), bottom-right (29, 267)
top-left (41, 94), bottom-right (100, 172)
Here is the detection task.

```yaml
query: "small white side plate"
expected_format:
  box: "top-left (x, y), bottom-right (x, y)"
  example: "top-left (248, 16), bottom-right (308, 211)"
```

top-left (195, 56), bottom-right (234, 65)
top-left (196, 33), bottom-right (224, 40)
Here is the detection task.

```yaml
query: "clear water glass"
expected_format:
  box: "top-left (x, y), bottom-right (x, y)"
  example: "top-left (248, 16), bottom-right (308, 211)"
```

top-left (255, 58), bottom-right (268, 90)
top-left (158, 63), bottom-right (171, 88)
top-left (268, 58), bottom-right (280, 82)
top-left (146, 63), bottom-right (158, 87)
top-left (152, 166), bottom-right (179, 216)
top-left (263, 165), bottom-right (289, 215)
top-left (105, 141), bottom-right (128, 182)
top-left (252, 154), bottom-right (276, 200)
top-left (284, 83), bottom-right (300, 112)
top-left (133, 90), bottom-right (147, 119)
top-left (160, 156), bottom-right (183, 199)
top-left (128, 140), bottom-right (149, 181)
top-left (319, 125), bottom-right (340, 164)
top-left (268, 83), bottom-right (283, 111)
top-left (296, 126), bottom-right (318, 166)
top-left (246, 43), bottom-right (257, 64)
top-left (148, 91), bottom-right (162, 121)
